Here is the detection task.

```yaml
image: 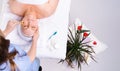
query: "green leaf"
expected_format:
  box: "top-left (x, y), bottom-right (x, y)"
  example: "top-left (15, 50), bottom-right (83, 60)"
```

top-left (80, 30), bottom-right (90, 33)
top-left (68, 28), bottom-right (75, 41)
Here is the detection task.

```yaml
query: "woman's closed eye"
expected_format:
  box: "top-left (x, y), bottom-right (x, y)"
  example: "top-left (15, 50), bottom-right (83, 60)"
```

top-left (31, 26), bottom-right (36, 30)
top-left (23, 25), bottom-right (28, 28)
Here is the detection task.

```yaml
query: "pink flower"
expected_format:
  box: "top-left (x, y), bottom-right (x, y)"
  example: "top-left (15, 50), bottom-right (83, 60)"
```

top-left (93, 41), bottom-right (97, 45)
top-left (77, 25), bottom-right (82, 30)
top-left (83, 32), bottom-right (88, 37)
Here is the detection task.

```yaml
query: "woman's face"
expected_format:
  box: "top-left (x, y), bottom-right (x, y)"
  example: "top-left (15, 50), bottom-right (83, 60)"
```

top-left (21, 15), bottom-right (38, 37)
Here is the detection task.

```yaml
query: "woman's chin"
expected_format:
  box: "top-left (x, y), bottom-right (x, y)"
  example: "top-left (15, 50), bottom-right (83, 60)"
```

top-left (23, 33), bottom-right (33, 37)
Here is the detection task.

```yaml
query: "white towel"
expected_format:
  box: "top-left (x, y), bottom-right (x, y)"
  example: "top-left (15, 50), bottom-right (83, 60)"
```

top-left (17, 0), bottom-right (48, 5)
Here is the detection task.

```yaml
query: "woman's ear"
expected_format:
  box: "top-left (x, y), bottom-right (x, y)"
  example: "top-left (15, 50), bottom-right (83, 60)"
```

top-left (21, 21), bottom-right (24, 25)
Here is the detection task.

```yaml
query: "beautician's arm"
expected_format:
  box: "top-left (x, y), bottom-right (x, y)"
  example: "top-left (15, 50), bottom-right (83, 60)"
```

top-left (27, 28), bottom-right (39, 62)
top-left (3, 20), bottom-right (19, 37)
top-left (3, 20), bottom-right (39, 62)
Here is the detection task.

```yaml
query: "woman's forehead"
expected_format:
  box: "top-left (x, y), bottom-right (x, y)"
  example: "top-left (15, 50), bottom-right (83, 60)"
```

top-left (22, 21), bottom-right (38, 27)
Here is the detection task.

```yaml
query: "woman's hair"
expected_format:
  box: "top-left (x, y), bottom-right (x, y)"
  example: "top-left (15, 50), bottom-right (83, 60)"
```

top-left (0, 30), bottom-right (18, 71)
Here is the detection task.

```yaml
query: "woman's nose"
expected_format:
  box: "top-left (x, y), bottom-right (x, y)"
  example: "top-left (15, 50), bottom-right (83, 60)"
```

top-left (28, 21), bottom-right (32, 27)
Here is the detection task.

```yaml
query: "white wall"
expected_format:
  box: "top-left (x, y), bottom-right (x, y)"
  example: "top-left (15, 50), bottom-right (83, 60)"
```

top-left (41, 0), bottom-right (120, 71)
top-left (70, 0), bottom-right (120, 71)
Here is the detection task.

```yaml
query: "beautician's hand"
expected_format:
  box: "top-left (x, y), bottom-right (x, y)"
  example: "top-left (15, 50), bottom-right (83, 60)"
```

top-left (32, 27), bottom-right (39, 42)
top-left (28, 27), bottom-right (39, 62)
top-left (3, 20), bottom-right (19, 37)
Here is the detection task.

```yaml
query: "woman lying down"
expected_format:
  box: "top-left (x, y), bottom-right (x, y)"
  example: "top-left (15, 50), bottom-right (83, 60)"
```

top-left (7, 0), bottom-right (59, 49)
top-left (8, 0), bottom-right (59, 39)
top-left (0, 20), bottom-right (42, 71)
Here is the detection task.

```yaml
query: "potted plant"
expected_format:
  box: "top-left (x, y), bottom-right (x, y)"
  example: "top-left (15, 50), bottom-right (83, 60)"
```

top-left (60, 22), bottom-right (97, 71)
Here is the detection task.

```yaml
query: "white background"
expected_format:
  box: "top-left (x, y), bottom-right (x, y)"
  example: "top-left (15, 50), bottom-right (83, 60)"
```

top-left (0, 0), bottom-right (120, 71)
top-left (41, 0), bottom-right (120, 71)
top-left (70, 0), bottom-right (120, 71)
